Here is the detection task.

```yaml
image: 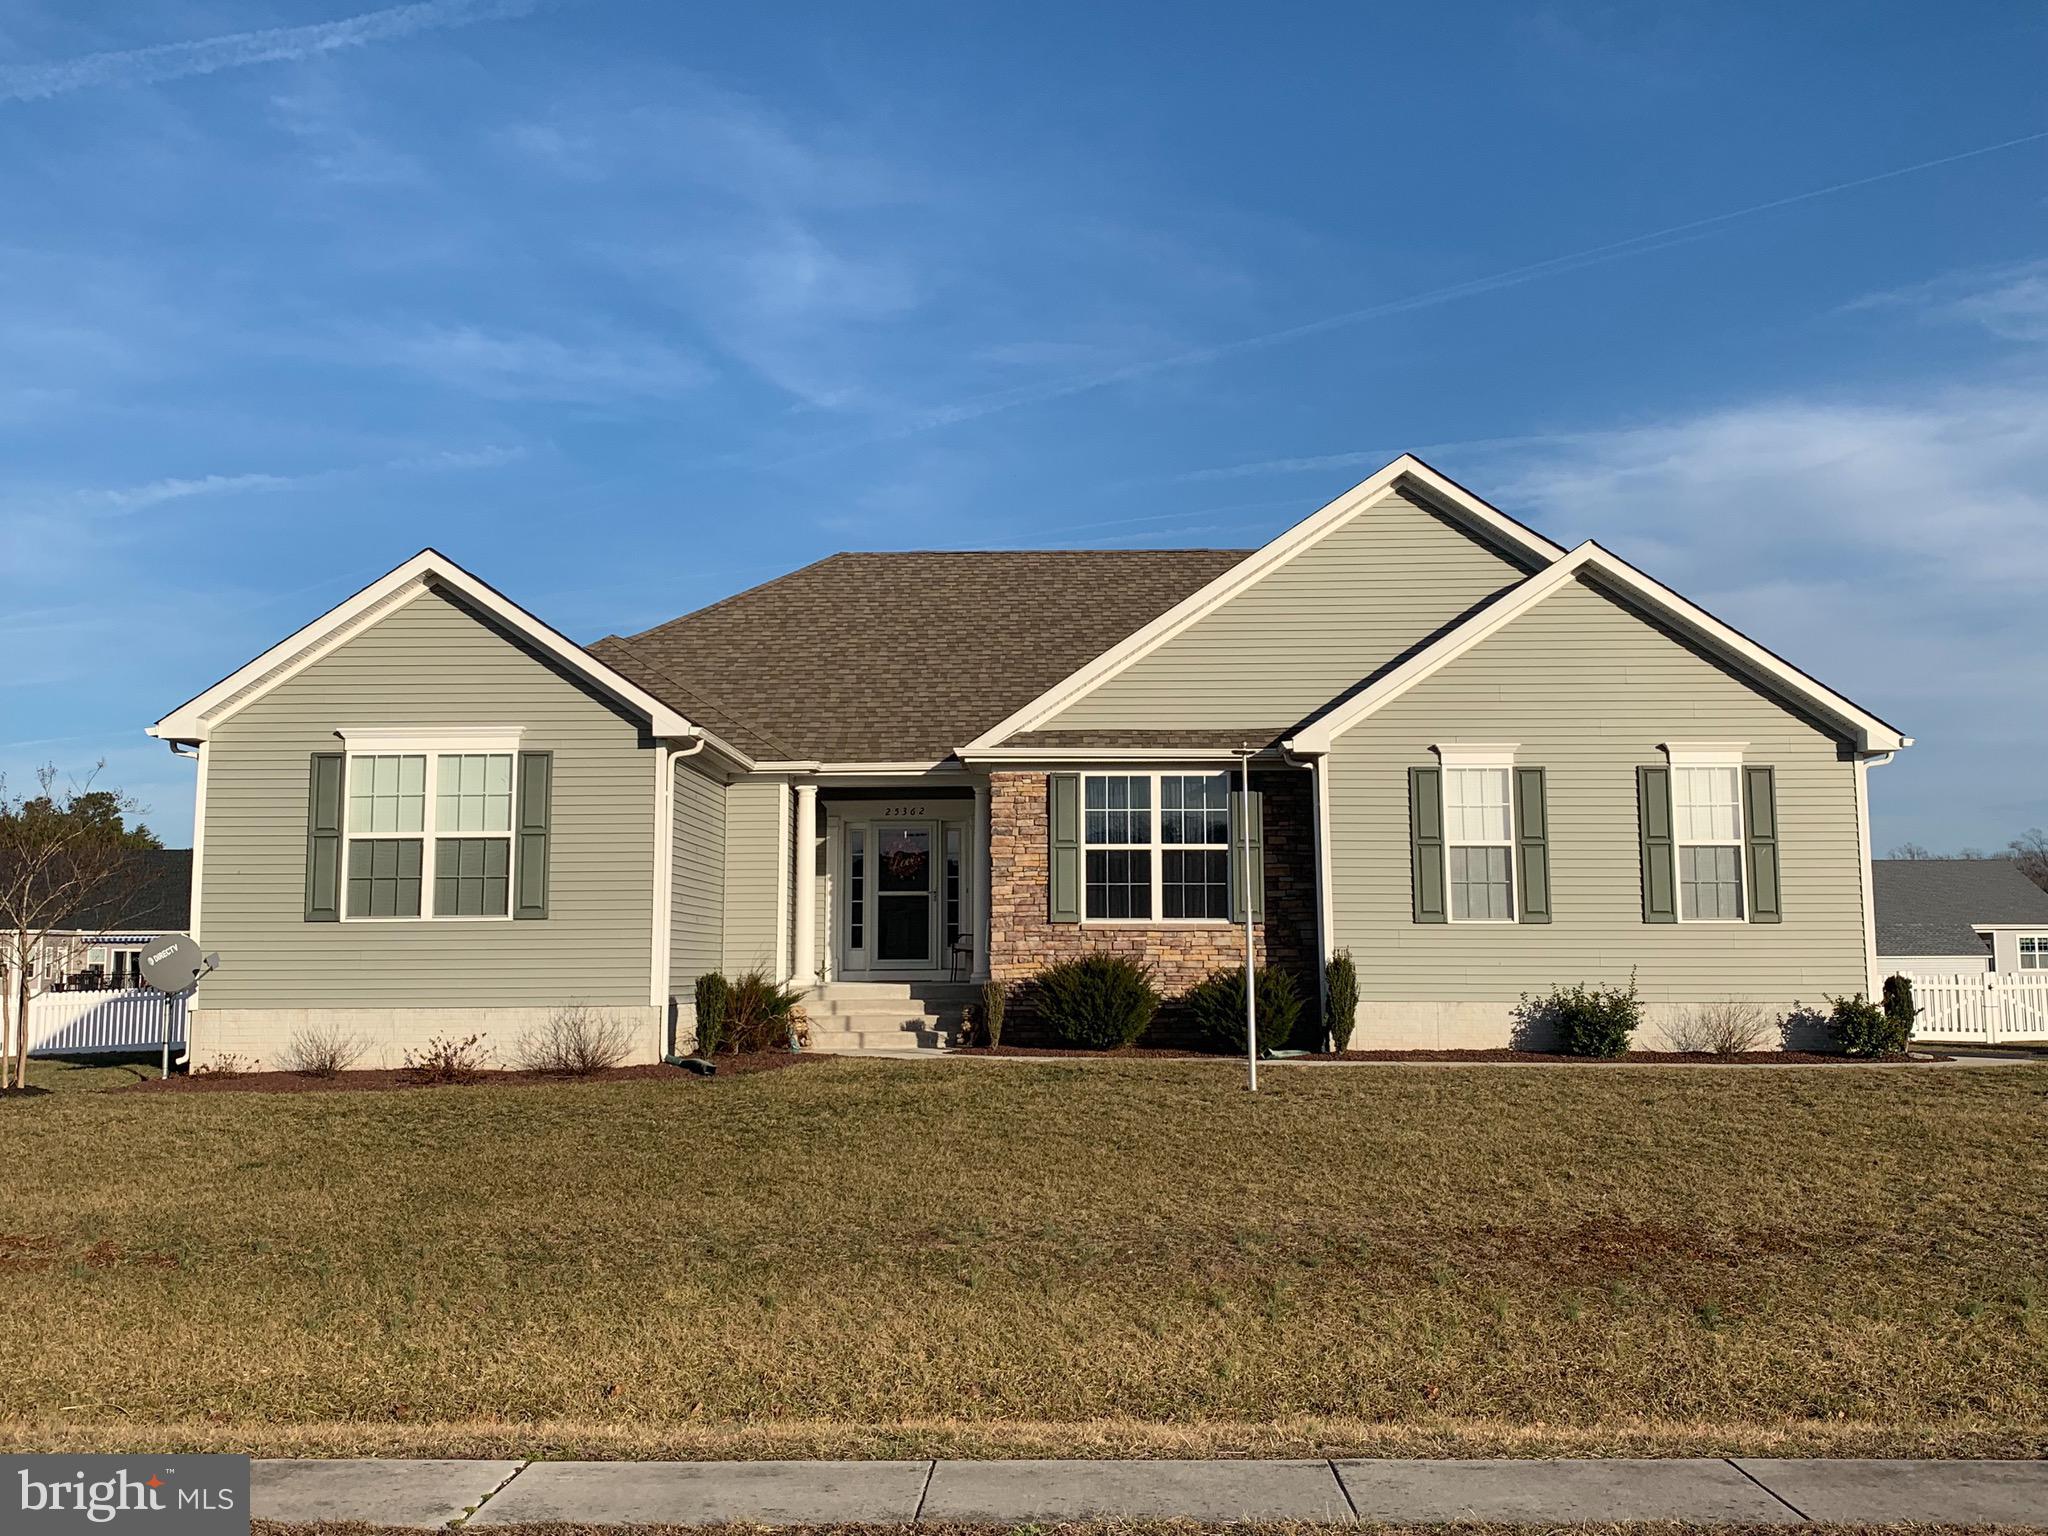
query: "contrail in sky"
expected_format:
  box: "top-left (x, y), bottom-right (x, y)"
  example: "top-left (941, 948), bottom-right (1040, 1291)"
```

top-left (0, 0), bottom-right (540, 103)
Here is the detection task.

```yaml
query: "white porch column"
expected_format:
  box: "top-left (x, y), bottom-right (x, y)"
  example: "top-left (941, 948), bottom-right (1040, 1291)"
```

top-left (790, 782), bottom-right (820, 989)
top-left (972, 777), bottom-right (993, 981)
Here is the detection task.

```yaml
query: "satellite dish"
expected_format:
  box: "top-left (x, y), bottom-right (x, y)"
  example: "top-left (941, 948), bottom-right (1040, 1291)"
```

top-left (140, 934), bottom-right (219, 994)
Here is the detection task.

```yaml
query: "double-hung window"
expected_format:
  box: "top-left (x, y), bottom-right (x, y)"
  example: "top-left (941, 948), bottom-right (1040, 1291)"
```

top-left (1671, 758), bottom-right (1744, 922)
top-left (1441, 758), bottom-right (1515, 922)
top-left (341, 733), bottom-right (519, 920)
top-left (2020, 936), bottom-right (2047, 971)
top-left (1082, 771), bottom-right (1233, 921)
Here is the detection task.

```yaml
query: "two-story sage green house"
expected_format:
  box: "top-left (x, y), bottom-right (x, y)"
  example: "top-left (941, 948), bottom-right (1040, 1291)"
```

top-left (147, 455), bottom-right (1910, 1066)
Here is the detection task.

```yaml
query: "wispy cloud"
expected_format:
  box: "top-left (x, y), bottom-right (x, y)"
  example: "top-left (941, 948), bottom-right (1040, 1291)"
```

top-left (1850, 259), bottom-right (2048, 344)
top-left (0, 0), bottom-right (541, 105)
top-left (91, 471), bottom-right (296, 513)
top-left (1465, 377), bottom-right (2048, 844)
top-left (351, 322), bottom-right (713, 403)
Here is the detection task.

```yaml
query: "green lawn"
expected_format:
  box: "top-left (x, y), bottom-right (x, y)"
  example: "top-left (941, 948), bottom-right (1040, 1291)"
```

top-left (2, 1058), bottom-right (2045, 1459)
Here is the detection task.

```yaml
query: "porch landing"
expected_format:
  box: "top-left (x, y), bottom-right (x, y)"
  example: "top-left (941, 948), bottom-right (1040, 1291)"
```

top-left (801, 981), bottom-right (977, 1053)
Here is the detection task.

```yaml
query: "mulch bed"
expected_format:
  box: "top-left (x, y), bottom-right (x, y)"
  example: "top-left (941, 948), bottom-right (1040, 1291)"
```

top-left (950, 1045), bottom-right (1941, 1064)
top-left (119, 1052), bottom-right (816, 1094)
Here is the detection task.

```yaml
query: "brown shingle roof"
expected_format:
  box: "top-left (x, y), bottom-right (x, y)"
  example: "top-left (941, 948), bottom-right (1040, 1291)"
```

top-left (595, 550), bottom-right (1249, 762)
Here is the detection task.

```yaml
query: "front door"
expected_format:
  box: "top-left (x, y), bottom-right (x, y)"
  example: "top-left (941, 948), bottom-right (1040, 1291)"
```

top-left (872, 823), bottom-right (936, 969)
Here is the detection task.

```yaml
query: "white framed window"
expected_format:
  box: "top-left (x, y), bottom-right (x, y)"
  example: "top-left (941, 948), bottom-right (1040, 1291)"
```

top-left (1667, 743), bottom-right (1746, 923)
top-left (2021, 935), bottom-right (2047, 970)
top-left (1437, 746), bottom-right (1516, 923)
top-left (1082, 771), bottom-right (1233, 922)
top-left (339, 730), bottom-right (522, 921)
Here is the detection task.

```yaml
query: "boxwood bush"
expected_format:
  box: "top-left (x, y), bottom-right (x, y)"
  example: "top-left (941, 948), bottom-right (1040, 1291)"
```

top-left (1519, 973), bottom-right (1641, 1058)
top-left (1184, 964), bottom-right (1304, 1055)
top-left (1034, 954), bottom-right (1159, 1049)
top-left (1829, 991), bottom-right (1908, 1057)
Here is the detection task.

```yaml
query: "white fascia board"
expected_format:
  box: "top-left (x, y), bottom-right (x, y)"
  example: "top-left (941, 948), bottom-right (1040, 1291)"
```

top-left (958, 746), bottom-right (1290, 766)
top-left (959, 455), bottom-right (1568, 751)
top-left (749, 760), bottom-right (967, 777)
top-left (1289, 542), bottom-right (1911, 755)
top-left (147, 549), bottom-right (696, 743)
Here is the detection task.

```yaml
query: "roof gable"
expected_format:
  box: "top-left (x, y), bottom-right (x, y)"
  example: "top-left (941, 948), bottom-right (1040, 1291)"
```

top-left (962, 456), bottom-right (1566, 749)
top-left (149, 550), bottom-right (697, 746)
top-left (1287, 542), bottom-right (1910, 754)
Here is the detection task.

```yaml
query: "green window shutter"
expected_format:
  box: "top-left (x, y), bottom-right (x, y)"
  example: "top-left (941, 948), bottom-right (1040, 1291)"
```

top-left (1048, 773), bottom-right (1082, 922)
top-left (514, 750), bottom-right (552, 920)
top-left (1638, 765), bottom-right (1677, 923)
top-left (1514, 766), bottom-right (1551, 924)
top-left (1409, 766), bottom-right (1445, 924)
top-left (305, 752), bottom-right (345, 922)
top-left (1744, 764), bottom-right (1782, 923)
top-left (1228, 788), bottom-right (1265, 924)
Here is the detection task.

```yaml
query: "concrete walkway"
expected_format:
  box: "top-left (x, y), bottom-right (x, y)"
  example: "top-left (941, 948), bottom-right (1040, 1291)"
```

top-left (250, 1456), bottom-right (2048, 1527)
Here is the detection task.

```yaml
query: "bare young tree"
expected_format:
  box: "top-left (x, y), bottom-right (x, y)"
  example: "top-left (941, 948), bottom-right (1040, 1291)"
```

top-left (1886, 841), bottom-right (1936, 860)
top-left (0, 764), bottom-right (154, 1090)
top-left (2010, 829), bottom-right (2048, 895)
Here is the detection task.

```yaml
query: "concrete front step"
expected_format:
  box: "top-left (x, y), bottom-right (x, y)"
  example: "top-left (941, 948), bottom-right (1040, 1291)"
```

top-left (801, 982), bottom-right (974, 1051)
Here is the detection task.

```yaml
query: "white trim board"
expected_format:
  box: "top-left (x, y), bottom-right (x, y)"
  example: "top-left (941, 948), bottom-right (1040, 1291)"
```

top-left (1285, 542), bottom-right (1912, 755)
top-left (149, 549), bottom-right (697, 744)
top-left (959, 455), bottom-right (1567, 750)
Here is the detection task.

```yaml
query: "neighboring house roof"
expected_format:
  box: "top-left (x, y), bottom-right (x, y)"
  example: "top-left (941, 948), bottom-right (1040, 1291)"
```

top-left (1872, 858), bottom-right (2048, 956)
top-left (57, 848), bottom-right (192, 934)
top-left (594, 550), bottom-right (1248, 762)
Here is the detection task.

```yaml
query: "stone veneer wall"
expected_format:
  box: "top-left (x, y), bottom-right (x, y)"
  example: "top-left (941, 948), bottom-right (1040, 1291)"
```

top-left (986, 769), bottom-right (1319, 1014)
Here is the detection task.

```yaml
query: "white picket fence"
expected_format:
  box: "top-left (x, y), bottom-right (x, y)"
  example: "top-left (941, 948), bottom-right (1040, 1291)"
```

top-left (1899, 971), bottom-right (2048, 1044)
top-left (5, 989), bottom-right (188, 1058)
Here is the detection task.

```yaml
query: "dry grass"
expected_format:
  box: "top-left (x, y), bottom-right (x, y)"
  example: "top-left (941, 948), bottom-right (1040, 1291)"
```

top-left (252, 1527), bottom-right (2048, 1536)
top-left (2, 1058), bottom-right (2045, 1456)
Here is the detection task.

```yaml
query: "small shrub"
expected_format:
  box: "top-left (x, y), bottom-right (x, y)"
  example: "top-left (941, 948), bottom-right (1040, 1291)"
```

top-left (1325, 949), bottom-right (1359, 1052)
top-left (195, 1053), bottom-right (254, 1078)
top-left (279, 1021), bottom-right (367, 1077)
top-left (693, 972), bottom-right (731, 1057)
top-left (1034, 953), bottom-right (1160, 1049)
top-left (979, 979), bottom-right (1007, 1049)
top-left (401, 1033), bottom-right (490, 1085)
top-left (1882, 974), bottom-right (1919, 1038)
top-left (1828, 992), bottom-right (1907, 1057)
top-left (1518, 972), bottom-right (1641, 1057)
top-left (1184, 965), bottom-right (1305, 1055)
top-left (1664, 1001), bottom-right (1771, 1057)
top-left (518, 1005), bottom-right (634, 1075)
top-left (722, 970), bottom-right (804, 1053)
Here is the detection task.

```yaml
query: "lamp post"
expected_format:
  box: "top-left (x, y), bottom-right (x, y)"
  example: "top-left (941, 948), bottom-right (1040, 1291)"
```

top-left (1236, 744), bottom-right (1258, 1093)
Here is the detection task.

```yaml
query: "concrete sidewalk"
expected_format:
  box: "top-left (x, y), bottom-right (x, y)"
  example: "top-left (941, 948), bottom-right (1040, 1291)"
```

top-left (250, 1456), bottom-right (2048, 1527)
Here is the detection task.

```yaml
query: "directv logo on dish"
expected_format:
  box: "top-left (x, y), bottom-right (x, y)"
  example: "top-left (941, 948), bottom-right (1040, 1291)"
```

top-left (5, 1456), bottom-right (249, 1534)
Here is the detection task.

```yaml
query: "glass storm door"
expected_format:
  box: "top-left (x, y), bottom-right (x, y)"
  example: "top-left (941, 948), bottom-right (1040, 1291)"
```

top-left (873, 824), bottom-right (935, 967)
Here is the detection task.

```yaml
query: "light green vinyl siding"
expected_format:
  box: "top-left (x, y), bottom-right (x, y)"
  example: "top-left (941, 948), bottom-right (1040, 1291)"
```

top-left (722, 777), bottom-right (788, 975)
top-left (1328, 575), bottom-right (1867, 1002)
top-left (199, 587), bottom-right (656, 1009)
top-left (669, 760), bottom-right (726, 995)
top-left (1049, 491), bottom-right (1529, 731)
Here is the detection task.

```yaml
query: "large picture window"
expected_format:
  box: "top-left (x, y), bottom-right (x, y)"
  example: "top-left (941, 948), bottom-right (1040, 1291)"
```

top-left (1673, 763), bottom-right (1744, 921)
top-left (344, 745), bottom-right (516, 920)
top-left (1083, 771), bottom-right (1232, 921)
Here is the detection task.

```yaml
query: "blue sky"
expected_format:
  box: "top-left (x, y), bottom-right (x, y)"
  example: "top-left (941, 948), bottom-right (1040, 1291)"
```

top-left (2, 1), bottom-right (2044, 851)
